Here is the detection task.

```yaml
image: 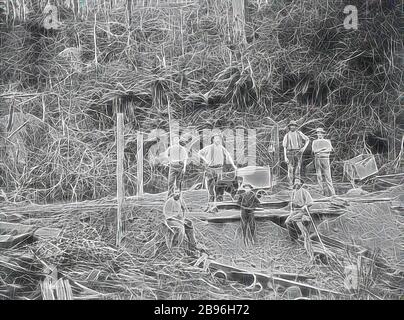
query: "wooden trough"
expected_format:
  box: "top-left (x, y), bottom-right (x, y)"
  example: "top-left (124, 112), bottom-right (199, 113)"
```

top-left (199, 260), bottom-right (343, 298)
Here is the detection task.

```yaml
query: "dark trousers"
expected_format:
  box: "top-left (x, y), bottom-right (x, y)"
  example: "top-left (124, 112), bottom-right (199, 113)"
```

top-left (168, 164), bottom-right (183, 197)
top-left (165, 217), bottom-right (197, 250)
top-left (241, 209), bottom-right (256, 245)
top-left (206, 167), bottom-right (225, 202)
top-left (286, 150), bottom-right (302, 186)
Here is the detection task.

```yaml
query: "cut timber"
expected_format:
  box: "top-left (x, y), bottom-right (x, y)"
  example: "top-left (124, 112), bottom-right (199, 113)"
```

top-left (338, 197), bottom-right (393, 203)
top-left (0, 222), bottom-right (61, 239)
top-left (216, 200), bottom-right (289, 210)
top-left (0, 232), bottom-right (34, 249)
top-left (204, 260), bottom-right (342, 297)
top-left (196, 208), bottom-right (343, 224)
top-left (41, 265), bottom-right (73, 300)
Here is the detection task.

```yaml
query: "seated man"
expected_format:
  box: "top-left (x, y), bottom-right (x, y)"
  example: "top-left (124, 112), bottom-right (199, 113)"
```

top-left (285, 178), bottom-right (314, 261)
top-left (163, 192), bottom-right (202, 254)
top-left (237, 185), bottom-right (261, 246)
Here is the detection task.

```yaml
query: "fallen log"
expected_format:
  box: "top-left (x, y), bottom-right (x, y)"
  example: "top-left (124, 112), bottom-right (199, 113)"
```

top-left (195, 208), bottom-right (343, 224)
top-left (0, 222), bottom-right (61, 239)
top-left (215, 200), bottom-right (290, 210)
top-left (0, 232), bottom-right (35, 249)
top-left (41, 265), bottom-right (73, 300)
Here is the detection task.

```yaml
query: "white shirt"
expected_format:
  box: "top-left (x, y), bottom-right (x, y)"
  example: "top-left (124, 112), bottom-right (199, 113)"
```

top-left (283, 131), bottom-right (309, 150)
top-left (312, 139), bottom-right (333, 158)
top-left (163, 197), bottom-right (185, 221)
top-left (199, 144), bottom-right (231, 167)
top-left (165, 145), bottom-right (188, 164)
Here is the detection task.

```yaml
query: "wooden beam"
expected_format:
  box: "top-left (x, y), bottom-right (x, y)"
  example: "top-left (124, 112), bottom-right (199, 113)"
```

top-left (116, 109), bottom-right (124, 246)
top-left (215, 200), bottom-right (289, 210)
top-left (137, 131), bottom-right (144, 197)
top-left (195, 209), bottom-right (343, 224)
top-left (0, 222), bottom-right (61, 239)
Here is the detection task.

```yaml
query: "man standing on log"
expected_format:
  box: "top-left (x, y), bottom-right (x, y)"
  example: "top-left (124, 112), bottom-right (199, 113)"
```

top-left (285, 178), bottom-right (314, 261)
top-left (312, 128), bottom-right (336, 197)
top-left (283, 120), bottom-right (310, 188)
top-left (198, 131), bottom-right (237, 212)
top-left (164, 135), bottom-right (188, 198)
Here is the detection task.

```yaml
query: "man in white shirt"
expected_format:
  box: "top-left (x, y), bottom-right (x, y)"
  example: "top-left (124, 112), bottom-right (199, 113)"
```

top-left (312, 128), bottom-right (336, 196)
top-left (163, 192), bottom-right (202, 253)
top-left (283, 120), bottom-right (310, 187)
top-left (164, 136), bottom-right (188, 198)
top-left (198, 131), bottom-right (237, 208)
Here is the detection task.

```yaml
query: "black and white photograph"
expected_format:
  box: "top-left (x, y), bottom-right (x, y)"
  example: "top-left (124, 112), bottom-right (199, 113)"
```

top-left (0, 0), bottom-right (402, 303)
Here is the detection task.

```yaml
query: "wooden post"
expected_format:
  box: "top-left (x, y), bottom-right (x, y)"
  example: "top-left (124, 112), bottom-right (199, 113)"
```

top-left (137, 131), bottom-right (144, 197)
top-left (116, 100), bottom-right (124, 246)
top-left (232, 0), bottom-right (246, 43)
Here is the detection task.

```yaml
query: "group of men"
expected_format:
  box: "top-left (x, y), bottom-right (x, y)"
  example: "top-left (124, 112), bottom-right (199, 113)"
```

top-left (161, 121), bottom-right (336, 257)
top-left (283, 120), bottom-right (335, 196)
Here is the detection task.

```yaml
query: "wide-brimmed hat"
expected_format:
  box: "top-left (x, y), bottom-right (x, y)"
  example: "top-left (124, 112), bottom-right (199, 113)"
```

top-left (315, 128), bottom-right (326, 133)
top-left (288, 120), bottom-right (298, 128)
top-left (293, 177), bottom-right (304, 185)
top-left (210, 129), bottom-right (223, 142)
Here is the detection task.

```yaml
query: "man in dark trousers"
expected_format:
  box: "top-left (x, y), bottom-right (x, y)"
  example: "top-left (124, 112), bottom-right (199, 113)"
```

top-left (237, 185), bottom-right (261, 245)
top-left (283, 120), bottom-right (310, 188)
top-left (164, 135), bottom-right (188, 198)
top-left (198, 131), bottom-right (237, 212)
top-left (285, 178), bottom-right (314, 261)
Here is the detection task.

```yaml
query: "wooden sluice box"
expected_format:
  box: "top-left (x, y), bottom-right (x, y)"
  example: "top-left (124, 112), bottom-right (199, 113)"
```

top-left (344, 154), bottom-right (379, 181)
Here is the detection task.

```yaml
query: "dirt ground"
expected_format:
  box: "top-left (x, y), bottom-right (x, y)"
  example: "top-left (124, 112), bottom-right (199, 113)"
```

top-left (0, 182), bottom-right (403, 300)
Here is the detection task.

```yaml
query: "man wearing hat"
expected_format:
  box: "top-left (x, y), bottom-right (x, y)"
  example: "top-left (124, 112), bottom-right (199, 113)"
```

top-left (282, 120), bottom-right (310, 187)
top-left (164, 135), bottom-right (188, 198)
top-left (198, 130), bottom-right (237, 211)
top-left (237, 184), bottom-right (262, 245)
top-left (163, 191), bottom-right (204, 254)
top-left (312, 128), bottom-right (335, 196)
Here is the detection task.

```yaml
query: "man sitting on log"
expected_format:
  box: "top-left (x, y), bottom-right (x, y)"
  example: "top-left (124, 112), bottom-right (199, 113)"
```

top-left (163, 191), bottom-right (204, 254)
top-left (285, 178), bottom-right (314, 261)
top-left (237, 185), bottom-right (261, 245)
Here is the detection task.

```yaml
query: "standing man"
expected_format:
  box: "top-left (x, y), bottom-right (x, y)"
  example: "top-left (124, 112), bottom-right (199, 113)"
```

top-left (164, 135), bottom-right (188, 198)
top-left (312, 128), bottom-right (336, 197)
top-left (285, 178), bottom-right (314, 261)
top-left (237, 185), bottom-right (261, 246)
top-left (198, 131), bottom-right (237, 211)
top-left (283, 120), bottom-right (310, 188)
